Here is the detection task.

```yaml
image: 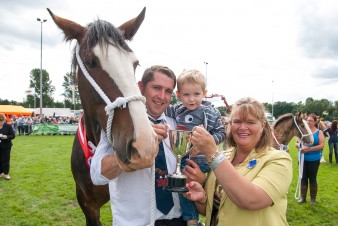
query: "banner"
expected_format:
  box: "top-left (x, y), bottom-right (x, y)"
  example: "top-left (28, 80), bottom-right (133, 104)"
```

top-left (32, 124), bottom-right (78, 135)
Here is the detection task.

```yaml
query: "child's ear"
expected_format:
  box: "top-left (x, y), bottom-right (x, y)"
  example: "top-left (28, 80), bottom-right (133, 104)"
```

top-left (203, 89), bottom-right (208, 96)
top-left (176, 90), bottom-right (181, 98)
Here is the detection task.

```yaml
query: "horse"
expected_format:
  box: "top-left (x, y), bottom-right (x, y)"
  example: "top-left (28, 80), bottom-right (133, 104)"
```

top-left (271, 112), bottom-right (314, 151)
top-left (48, 8), bottom-right (158, 225)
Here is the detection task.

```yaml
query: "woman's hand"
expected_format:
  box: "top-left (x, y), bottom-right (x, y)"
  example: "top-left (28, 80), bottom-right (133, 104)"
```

top-left (184, 159), bottom-right (207, 184)
top-left (191, 126), bottom-right (218, 159)
top-left (300, 146), bottom-right (310, 153)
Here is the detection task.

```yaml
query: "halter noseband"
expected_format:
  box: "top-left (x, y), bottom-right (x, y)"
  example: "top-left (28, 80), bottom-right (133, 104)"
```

top-left (75, 43), bottom-right (146, 144)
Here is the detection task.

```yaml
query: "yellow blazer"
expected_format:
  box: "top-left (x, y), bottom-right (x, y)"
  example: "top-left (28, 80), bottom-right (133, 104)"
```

top-left (203, 148), bottom-right (292, 226)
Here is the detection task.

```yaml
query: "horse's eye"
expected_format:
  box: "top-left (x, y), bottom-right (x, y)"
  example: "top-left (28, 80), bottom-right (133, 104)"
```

top-left (88, 60), bottom-right (97, 69)
top-left (85, 59), bottom-right (97, 69)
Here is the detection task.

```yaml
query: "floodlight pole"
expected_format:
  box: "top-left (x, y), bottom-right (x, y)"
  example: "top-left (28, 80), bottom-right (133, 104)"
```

top-left (204, 62), bottom-right (208, 88)
top-left (272, 80), bottom-right (274, 119)
top-left (37, 18), bottom-right (47, 116)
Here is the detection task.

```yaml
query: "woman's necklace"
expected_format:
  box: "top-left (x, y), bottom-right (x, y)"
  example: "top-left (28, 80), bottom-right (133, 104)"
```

top-left (233, 150), bottom-right (267, 169)
top-left (234, 153), bottom-right (245, 168)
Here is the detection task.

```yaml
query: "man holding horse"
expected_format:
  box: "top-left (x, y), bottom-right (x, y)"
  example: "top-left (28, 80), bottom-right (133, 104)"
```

top-left (91, 65), bottom-right (191, 226)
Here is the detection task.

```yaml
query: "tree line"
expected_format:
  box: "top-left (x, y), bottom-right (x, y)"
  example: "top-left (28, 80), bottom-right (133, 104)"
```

top-left (1, 68), bottom-right (337, 121)
top-left (216, 98), bottom-right (338, 121)
top-left (1, 68), bottom-right (82, 110)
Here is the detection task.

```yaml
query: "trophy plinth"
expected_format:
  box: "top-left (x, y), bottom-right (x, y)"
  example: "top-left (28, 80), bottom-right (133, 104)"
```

top-left (164, 129), bottom-right (192, 192)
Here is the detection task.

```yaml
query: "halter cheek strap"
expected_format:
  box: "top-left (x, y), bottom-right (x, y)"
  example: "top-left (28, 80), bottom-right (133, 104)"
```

top-left (75, 43), bottom-right (146, 144)
top-left (293, 116), bottom-right (312, 142)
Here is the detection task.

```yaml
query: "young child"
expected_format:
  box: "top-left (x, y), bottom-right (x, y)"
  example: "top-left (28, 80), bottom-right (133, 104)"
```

top-left (165, 69), bottom-right (225, 226)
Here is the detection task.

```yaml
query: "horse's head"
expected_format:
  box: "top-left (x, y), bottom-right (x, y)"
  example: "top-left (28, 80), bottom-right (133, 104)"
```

top-left (318, 120), bottom-right (327, 131)
top-left (272, 112), bottom-right (313, 149)
top-left (293, 112), bottom-right (314, 146)
top-left (48, 8), bottom-right (158, 171)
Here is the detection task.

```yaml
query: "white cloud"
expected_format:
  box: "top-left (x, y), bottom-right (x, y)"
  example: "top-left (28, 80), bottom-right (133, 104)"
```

top-left (0, 0), bottom-right (338, 106)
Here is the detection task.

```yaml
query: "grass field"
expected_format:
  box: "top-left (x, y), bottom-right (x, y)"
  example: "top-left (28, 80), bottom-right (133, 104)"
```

top-left (0, 135), bottom-right (338, 225)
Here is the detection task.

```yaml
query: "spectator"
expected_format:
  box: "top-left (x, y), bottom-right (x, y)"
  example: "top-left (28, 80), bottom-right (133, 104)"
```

top-left (323, 120), bottom-right (338, 165)
top-left (0, 113), bottom-right (16, 180)
top-left (295, 113), bottom-right (325, 205)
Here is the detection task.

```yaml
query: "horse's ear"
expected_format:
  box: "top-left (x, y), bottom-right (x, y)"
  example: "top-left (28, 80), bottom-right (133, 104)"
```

top-left (118, 7), bottom-right (146, 41)
top-left (303, 112), bottom-right (307, 119)
top-left (296, 112), bottom-right (302, 121)
top-left (47, 8), bottom-right (85, 43)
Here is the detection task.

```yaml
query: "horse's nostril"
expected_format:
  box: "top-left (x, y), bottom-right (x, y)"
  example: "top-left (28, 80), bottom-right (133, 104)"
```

top-left (128, 141), bottom-right (140, 159)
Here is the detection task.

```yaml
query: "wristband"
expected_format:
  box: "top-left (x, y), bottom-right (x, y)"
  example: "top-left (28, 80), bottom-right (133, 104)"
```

top-left (208, 151), bottom-right (220, 164)
top-left (209, 152), bottom-right (226, 170)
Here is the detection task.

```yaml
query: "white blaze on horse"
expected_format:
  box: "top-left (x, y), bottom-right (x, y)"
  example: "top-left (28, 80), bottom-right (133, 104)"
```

top-left (48, 7), bottom-right (156, 225)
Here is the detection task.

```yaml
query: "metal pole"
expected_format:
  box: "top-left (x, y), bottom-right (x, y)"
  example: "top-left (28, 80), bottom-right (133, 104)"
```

top-left (37, 18), bottom-right (47, 116)
top-left (34, 89), bottom-right (36, 109)
top-left (72, 84), bottom-right (75, 110)
top-left (204, 62), bottom-right (208, 88)
top-left (272, 80), bottom-right (274, 119)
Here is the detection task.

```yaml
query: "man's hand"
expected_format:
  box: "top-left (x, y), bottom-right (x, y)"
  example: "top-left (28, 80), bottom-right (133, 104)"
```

top-left (152, 124), bottom-right (168, 143)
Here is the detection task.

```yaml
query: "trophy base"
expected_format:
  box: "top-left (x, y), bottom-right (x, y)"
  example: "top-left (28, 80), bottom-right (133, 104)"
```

top-left (164, 186), bottom-right (189, 192)
top-left (164, 174), bottom-right (189, 193)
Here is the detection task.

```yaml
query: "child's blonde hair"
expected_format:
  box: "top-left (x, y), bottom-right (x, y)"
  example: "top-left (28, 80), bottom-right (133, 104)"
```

top-left (177, 69), bottom-right (206, 91)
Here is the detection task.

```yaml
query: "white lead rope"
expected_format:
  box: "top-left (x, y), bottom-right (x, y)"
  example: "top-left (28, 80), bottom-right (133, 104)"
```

top-left (295, 142), bottom-right (304, 200)
top-left (147, 160), bottom-right (156, 226)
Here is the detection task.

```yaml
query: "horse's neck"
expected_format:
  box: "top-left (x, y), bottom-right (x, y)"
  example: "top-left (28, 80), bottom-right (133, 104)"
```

top-left (81, 115), bottom-right (101, 145)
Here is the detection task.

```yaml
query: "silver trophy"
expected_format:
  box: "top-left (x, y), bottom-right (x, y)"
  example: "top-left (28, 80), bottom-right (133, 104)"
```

top-left (164, 129), bottom-right (193, 192)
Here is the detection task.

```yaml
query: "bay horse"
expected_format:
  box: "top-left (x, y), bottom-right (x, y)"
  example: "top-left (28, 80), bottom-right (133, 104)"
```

top-left (48, 8), bottom-right (158, 225)
top-left (271, 112), bottom-right (314, 151)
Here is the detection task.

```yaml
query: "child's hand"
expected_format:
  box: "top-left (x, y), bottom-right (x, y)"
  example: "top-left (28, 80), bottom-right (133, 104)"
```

top-left (184, 159), bottom-right (207, 184)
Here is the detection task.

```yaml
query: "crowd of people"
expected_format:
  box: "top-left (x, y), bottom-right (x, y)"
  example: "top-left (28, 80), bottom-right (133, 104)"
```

top-left (8, 115), bottom-right (79, 135)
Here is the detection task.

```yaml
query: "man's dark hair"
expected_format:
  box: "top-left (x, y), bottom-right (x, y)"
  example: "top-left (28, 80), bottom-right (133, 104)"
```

top-left (141, 65), bottom-right (176, 88)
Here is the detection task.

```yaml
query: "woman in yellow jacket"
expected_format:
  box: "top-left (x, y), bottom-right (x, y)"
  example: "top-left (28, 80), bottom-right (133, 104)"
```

top-left (185, 97), bottom-right (292, 226)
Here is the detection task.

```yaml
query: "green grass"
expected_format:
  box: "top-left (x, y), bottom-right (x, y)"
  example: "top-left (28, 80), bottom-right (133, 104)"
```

top-left (287, 138), bottom-right (338, 226)
top-left (0, 136), bottom-right (337, 225)
top-left (0, 135), bottom-right (111, 225)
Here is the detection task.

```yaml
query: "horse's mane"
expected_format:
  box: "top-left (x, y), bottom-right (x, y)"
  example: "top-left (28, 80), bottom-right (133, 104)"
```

top-left (70, 19), bottom-right (132, 76)
top-left (271, 113), bottom-right (293, 129)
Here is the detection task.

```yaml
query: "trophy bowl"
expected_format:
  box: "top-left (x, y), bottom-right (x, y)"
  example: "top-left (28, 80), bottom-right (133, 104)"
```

top-left (164, 129), bottom-right (192, 192)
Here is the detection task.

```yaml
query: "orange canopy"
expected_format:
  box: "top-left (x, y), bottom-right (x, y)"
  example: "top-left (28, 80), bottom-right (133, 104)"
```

top-left (0, 105), bottom-right (33, 122)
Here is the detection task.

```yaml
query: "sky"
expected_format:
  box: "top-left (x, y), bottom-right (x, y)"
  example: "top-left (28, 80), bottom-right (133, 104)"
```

top-left (1, 0), bottom-right (338, 107)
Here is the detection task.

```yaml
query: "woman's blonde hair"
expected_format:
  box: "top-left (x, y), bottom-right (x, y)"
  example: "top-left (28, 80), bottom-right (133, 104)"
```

top-left (226, 97), bottom-right (272, 152)
top-left (177, 69), bottom-right (206, 91)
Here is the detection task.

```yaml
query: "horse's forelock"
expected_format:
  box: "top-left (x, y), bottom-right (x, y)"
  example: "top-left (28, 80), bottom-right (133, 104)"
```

top-left (71, 19), bottom-right (132, 68)
top-left (85, 20), bottom-right (131, 55)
